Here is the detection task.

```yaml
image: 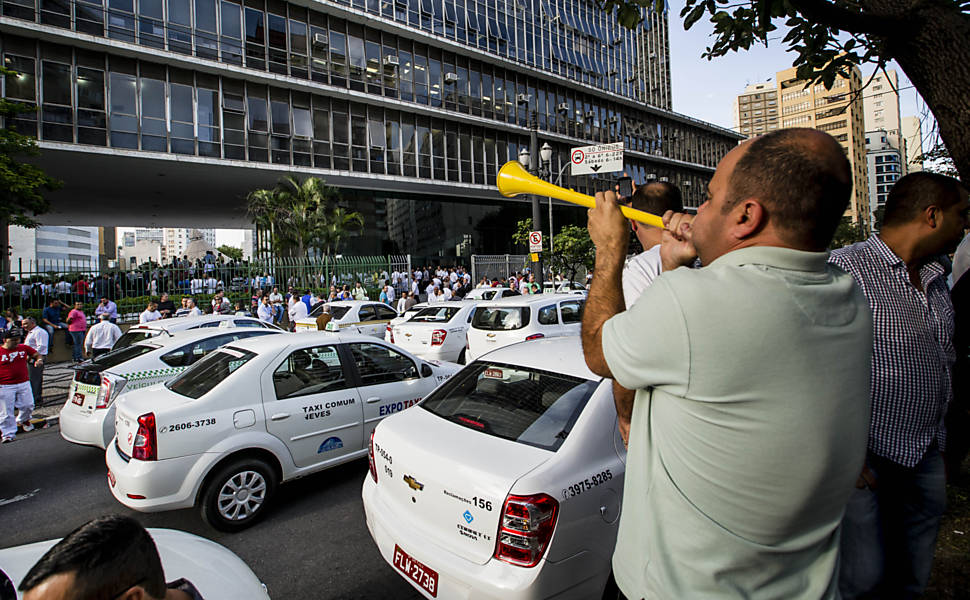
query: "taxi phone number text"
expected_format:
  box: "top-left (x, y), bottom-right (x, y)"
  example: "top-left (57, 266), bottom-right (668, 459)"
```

top-left (167, 418), bottom-right (216, 432)
top-left (563, 469), bottom-right (612, 498)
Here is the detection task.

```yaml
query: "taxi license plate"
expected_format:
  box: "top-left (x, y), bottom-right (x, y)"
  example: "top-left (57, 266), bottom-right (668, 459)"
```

top-left (392, 544), bottom-right (438, 598)
top-left (72, 392), bottom-right (84, 406)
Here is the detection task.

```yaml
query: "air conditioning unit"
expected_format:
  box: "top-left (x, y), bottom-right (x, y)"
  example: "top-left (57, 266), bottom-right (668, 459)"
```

top-left (613, 36), bottom-right (623, 45)
top-left (659, 176), bottom-right (669, 182)
top-left (646, 173), bottom-right (657, 180)
top-left (444, 72), bottom-right (458, 83)
top-left (607, 69), bottom-right (617, 76)
top-left (516, 93), bottom-right (532, 104)
top-left (608, 116), bottom-right (619, 124)
top-left (585, 110), bottom-right (596, 118)
top-left (384, 55), bottom-right (399, 66)
top-left (557, 102), bottom-right (569, 112)
top-left (312, 32), bottom-right (328, 47)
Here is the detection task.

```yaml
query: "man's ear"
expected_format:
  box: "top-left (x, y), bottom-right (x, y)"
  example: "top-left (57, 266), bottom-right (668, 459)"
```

top-left (925, 205), bottom-right (941, 228)
top-left (731, 199), bottom-right (767, 240)
top-left (119, 586), bottom-right (151, 600)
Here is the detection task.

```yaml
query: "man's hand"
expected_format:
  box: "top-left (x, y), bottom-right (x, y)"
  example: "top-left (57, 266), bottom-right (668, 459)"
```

top-left (34, 357), bottom-right (43, 367)
top-left (855, 465), bottom-right (877, 490)
top-left (588, 191), bottom-right (629, 259)
top-left (660, 210), bottom-right (698, 271)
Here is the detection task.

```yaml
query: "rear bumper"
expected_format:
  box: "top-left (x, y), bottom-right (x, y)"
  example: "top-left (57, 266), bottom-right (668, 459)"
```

top-left (362, 478), bottom-right (604, 600)
top-left (105, 442), bottom-right (202, 512)
top-left (59, 405), bottom-right (110, 449)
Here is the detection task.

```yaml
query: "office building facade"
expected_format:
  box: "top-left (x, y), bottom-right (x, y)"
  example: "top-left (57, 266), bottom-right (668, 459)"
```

top-left (8, 225), bottom-right (100, 270)
top-left (865, 129), bottom-right (904, 232)
top-left (733, 82), bottom-right (778, 138)
top-left (1, 0), bottom-right (740, 256)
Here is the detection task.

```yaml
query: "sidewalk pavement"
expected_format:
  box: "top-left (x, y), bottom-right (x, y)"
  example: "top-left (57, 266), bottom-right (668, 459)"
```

top-left (29, 361), bottom-right (75, 425)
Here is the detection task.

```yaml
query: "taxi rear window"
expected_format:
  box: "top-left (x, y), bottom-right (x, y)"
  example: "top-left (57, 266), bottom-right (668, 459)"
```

top-left (91, 344), bottom-right (159, 369)
top-left (421, 362), bottom-right (598, 452)
top-left (113, 329), bottom-right (158, 349)
top-left (309, 304), bottom-right (352, 319)
top-left (410, 306), bottom-right (462, 323)
top-left (471, 307), bottom-right (529, 331)
top-left (167, 347), bottom-right (257, 399)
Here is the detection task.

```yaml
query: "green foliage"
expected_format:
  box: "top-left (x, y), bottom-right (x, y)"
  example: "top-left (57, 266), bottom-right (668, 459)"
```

top-left (513, 218), bottom-right (594, 282)
top-left (0, 65), bottom-right (61, 227)
top-left (216, 244), bottom-right (244, 261)
top-left (830, 216), bottom-right (867, 249)
top-left (246, 176), bottom-right (364, 258)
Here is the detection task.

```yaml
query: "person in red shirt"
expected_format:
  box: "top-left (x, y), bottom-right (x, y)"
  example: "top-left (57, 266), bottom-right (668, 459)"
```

top-left (0, 329), bottom-right (43, 443)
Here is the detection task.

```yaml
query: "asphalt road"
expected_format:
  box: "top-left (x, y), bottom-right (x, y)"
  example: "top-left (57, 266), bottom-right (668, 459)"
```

top-left (0, 425), bottom-right (422, 599)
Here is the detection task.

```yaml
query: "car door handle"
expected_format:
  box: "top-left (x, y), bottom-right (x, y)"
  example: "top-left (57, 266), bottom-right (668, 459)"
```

top-left (270, 412), bottom-right (290, 421)
top-left (366, 396), bottom-right (381, 404)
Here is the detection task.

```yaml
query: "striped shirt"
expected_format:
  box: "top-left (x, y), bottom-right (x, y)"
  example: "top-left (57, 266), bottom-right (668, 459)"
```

top-left (829, 235), bottom-right (954, 467)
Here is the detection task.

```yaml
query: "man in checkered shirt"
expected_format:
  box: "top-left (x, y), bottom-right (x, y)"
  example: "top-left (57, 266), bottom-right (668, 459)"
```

top-left (830, 172), bottom-right (969, 598)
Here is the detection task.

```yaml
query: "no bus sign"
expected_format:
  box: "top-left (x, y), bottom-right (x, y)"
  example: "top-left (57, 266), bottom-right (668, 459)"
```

top-left (529, 231), bottom-right (543, 253)
top-left (569, 142), bottom-right (624, 176)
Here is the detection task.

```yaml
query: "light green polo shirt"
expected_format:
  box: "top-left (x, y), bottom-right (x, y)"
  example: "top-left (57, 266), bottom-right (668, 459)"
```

top-left (603, 246), bottom-right (872, 599)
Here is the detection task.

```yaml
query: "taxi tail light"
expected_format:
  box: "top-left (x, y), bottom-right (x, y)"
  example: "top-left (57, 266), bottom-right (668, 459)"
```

top-left (431, 329), bottom-right (447, 346)
top-left (524, 333), bottom-right (545, 342)
top-left (368, 429), bottom-right (378, 483)
top-left (96, 374), bottom-right (127, 409)
top-left (387, 325), bottom-right (394, 343)
top-left (132, 412), bottom-right (157, 461)
top-left (494, 493), bottom-right (559, 567)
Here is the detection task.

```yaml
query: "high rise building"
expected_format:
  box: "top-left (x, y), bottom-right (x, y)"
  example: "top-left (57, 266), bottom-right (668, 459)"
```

top-left (901, 116), bottom-right (924, 172)
top-left (7, 226), bottom-right (100, 271)
top-left (4, 1), bottom-right (740, 254)
top-left (865, 129), bottom-right (905, 232)
top-left (164, 228), bottom-right (216, 260)
top-left (863, 70), bottom-right (901, 138)
top-left (776, 65), bottom-right (870, 230)
top-left (733, 82), bottom-right (779, 137)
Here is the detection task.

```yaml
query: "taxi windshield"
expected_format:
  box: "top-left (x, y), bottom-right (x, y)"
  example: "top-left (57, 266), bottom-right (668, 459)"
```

top-left (410, 306), bottom-right (462, 323)
top-left (91, 344), bottom-right (159, 369)
top-left (308, 303), bottom-right (352, 319)
top-left (421, 362), bottom-right (598, 451)
top-left (167, 347), bottom-right (257, 399)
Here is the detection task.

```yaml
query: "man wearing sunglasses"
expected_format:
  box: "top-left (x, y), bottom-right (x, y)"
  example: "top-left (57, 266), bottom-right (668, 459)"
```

top-left (18, 515), bottom-right (202, 600)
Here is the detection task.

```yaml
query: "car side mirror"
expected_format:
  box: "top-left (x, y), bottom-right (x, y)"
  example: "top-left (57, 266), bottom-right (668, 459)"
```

top-left (421, 363), bottom-right (433, 378)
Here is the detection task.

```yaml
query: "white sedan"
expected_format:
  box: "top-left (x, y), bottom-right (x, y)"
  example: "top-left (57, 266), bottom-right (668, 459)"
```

top-left (114, 314), bottom-right (280, 349)
top-left (59, 327), bottom-right (282, 449)
top-left (466, 294), bottom-right (586, 362)
top-left (465, 287), bottom-right (521, 301)
top-left (385, 303), bottom-right (429, 343)
top-left (391, 301), bottom-right (478, 364)
top-left (106, 332), bottom-right (461, 531)
top-left (362, 336), bottom-right (624, 599)
top-left (295, 300), bottom-right (398, 337)
top-left (0, 528), bottom-right (269, 599)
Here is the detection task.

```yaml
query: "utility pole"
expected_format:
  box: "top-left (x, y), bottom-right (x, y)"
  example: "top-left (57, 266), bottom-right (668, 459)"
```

top-left (528, 114), bottom-right (543, 290)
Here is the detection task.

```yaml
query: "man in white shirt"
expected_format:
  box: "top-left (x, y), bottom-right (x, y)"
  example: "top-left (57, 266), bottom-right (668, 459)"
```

top-left (23, 317), bottom-right (48, 404)
top-left (190, 277), bottom-right (203, 295)
top-left (204, 276), bottom-right (218, 294)
top-left (186, 298), bottom-right (203, 317)
top-left (257, 296), bottom-right (274, 323)
top-left (621, 181), bottom-right (684, 308)
top-left (287, 296), bottom-right (308, 330)
top-left (139, 302), bottom-right (161, 324)
top-left (442, 286), bottom-right (453, 300)
top-left (84, 314), bottom-right (122, 358)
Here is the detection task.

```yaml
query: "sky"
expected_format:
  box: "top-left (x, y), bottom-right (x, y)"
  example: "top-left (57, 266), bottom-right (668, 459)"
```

top-left (126, 6), bottom-right (930, 250)
top-left (665, 1), bottom-right (928, 132)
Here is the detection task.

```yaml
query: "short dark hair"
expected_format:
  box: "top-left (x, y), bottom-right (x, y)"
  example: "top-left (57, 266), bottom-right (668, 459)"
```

top-left (881, 172), bottom-right (967, 228)
top-left (19, 515), bottom-right (166, 599)
top-left (630, 181), bottom-right (683, 215)
top-left (726, 128), bottom-right (852, 250)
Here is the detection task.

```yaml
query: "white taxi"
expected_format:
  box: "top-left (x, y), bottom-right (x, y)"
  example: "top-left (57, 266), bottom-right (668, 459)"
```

top-left (391, 301), bottom-right (478, 364)
top-left (294, 300), bottom-right (398, 337)
top-left (465, 294), bottom-right (585, 362)
top-left (0, 528), bottom-right (270, 599)
top-left (465, 287), bottom-right (520, 301)
top-left (59, 327), bottom-right (281, 449)
top-left (362, 336), bottom-right (624, 599)
top-left (105, 332), bottom-right (460, 531)
top-left (115, 314), bottom-right (280, 349)
top-left (385, 303), bottom-right (429, 343)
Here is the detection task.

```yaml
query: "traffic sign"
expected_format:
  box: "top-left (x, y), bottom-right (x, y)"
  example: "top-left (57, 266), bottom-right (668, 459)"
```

top-left (569, 142), bottom-right (623, 176)
top-left (529, 231), bottom-right (543, 253)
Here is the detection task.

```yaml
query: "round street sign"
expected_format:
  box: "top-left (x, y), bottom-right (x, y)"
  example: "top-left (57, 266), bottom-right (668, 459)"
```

top-left (529, 231), bottom-right (543, 252)
top-left (571, 149), bottom-right (585, 165)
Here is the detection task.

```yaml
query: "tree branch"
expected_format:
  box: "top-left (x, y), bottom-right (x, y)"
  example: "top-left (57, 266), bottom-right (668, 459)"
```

top-left (786, 0), bottom-right (902, 37)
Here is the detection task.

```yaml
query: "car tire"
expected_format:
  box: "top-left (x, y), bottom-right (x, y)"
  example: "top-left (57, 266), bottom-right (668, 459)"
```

top-left (458, 349), bottom-right (467, 365)
top-left (200, 458), bottom-right (278, 532)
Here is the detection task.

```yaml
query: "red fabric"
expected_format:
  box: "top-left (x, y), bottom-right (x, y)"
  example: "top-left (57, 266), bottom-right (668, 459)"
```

top-left (0, 344), bottom-right (38, 385)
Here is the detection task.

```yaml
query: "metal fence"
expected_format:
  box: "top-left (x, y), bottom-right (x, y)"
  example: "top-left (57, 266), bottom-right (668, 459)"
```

top-left (469, 254), bottom-right (532, 285)
top-left (0, 255), bottom-right (412, 323)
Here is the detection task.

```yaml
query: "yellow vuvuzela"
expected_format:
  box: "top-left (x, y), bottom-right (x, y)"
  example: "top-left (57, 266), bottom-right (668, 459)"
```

top-left (497, 161), bottom-right (666, 229)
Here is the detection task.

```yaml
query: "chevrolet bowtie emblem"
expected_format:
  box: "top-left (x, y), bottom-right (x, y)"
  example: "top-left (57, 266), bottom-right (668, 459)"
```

top-left (403, 475), bottom-right (424, 491)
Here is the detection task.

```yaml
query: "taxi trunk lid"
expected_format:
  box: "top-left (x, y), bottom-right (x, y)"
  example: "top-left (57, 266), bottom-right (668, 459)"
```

top-left (372, 406), bottom-right (551, 565)
top-left (392, 322), bottom-right (439, 354)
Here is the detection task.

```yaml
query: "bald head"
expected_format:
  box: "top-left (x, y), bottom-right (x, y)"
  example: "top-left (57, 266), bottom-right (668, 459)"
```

top-left (727, 128), bottom-right (852, 250)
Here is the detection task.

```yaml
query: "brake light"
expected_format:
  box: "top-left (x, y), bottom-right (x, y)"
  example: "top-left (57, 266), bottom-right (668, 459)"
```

top-left (431, 329), bottom-right (447, 346)
top-left (524, 333), bottom-right (545, 342)
top-left (494, 493), bottom-right (559, 567)
top-left (132, 412), bottom-right (157, 461)
top-left (387, 325), bottom-right (394, 343)
top-left (96, 376), bottom-right (112, 409)
top-left (368, 429), bottom-right (378, 483)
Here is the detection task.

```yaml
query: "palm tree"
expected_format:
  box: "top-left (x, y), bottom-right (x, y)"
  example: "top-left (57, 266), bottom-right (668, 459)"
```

top-left (320, 207), bottom-right (365, 256)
